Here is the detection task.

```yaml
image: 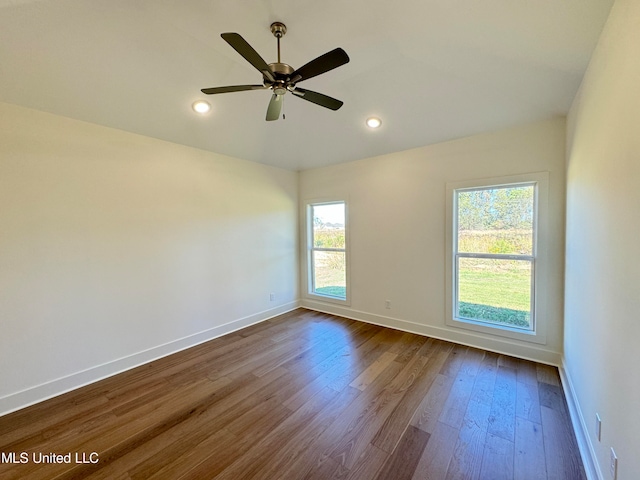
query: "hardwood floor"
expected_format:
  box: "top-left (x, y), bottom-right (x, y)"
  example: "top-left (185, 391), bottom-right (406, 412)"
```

top-left (0, 309), bottom-right (585, 479)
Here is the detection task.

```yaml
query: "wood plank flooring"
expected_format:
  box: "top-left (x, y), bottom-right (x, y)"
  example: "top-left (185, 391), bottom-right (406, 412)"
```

top-left (0, 309), bottom-right (585, 479)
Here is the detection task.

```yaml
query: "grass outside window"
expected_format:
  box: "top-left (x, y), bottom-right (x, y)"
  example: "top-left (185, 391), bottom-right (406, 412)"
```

top-left (457, 257), bottom-right (532, 328)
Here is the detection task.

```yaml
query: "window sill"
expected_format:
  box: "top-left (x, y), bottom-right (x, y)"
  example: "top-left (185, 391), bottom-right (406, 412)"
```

top-left (446, 316), bottom-right (546, 345)
top-left (305, 292), bottom-right (350, 307)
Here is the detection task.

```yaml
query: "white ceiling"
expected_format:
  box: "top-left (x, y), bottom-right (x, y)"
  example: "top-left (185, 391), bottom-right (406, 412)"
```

top-left (0, 0), bottom-right (613, 170)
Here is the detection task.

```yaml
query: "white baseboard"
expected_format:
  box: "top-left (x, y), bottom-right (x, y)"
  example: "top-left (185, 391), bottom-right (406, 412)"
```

top-left (301, 300), bottom-right (562, 365)
top-left (0, 301), bottom-right (300, 417)
top-left (559, 361), bottom-right (603, 480)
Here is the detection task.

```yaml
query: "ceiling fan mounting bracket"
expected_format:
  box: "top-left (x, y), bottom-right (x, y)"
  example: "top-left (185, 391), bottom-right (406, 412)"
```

top-left (270, 22), bottom-right (287, 38)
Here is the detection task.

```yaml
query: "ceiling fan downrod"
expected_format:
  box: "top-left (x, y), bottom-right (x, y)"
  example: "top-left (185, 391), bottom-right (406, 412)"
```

top-left (270, 22), bottom-right (287, 64)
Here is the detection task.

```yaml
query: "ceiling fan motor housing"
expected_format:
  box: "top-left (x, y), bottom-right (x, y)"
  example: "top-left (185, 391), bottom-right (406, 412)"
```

top-left (268, 62), bottom-right (294, 78)
top-left (267, 62), bottom-right (295, 94)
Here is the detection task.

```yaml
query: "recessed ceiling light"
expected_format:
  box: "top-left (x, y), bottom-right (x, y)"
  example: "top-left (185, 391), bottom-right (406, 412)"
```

top-left (366, 117), bottom-right (382, 128)
top-left (192, 100), bottom-right (211, 114)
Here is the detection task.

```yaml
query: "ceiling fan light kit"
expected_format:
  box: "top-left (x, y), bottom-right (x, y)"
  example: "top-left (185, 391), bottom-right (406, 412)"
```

top-left (201, 22), bottom-right (349, 121)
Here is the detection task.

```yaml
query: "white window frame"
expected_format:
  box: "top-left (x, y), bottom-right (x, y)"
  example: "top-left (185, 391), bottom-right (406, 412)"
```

top-left (445, 172), bottom-right (549, 344)
top-left (305, 199), bottom-right (350, 306)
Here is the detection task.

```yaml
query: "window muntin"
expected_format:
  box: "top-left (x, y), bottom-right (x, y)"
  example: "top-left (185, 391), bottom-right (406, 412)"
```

top-left (308, 202), bottom-right (347, 300)
top-left (454, 184), bottom-right (536, 331)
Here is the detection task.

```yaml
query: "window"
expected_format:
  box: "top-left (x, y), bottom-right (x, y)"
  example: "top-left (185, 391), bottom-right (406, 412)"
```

top-left (446, 173), bottom-right (548, 343)
top-left (307, 201), bottom-right (348, 302)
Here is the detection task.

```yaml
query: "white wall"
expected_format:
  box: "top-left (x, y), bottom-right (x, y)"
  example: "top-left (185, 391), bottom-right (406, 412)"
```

top-left (300, 117), bottom-right (566, 364)
top-left (564, 0), bottom-right (640, 478)
top-left (0, 102), bottom-right (299, 415)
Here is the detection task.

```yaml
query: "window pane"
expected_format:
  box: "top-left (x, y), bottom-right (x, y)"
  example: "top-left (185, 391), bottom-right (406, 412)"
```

top-left (457, 185), bottom-right (534, 255)
top-left (313, 250), bottom-right (346, 298)
top-left (312, 203), bottom-right (345, 249)
top-left (457, 257), bottom-right (532, 329)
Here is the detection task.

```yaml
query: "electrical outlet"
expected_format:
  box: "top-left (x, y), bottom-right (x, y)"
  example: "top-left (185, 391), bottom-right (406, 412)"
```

top-left (595, 413), bottom-right (601, 441)
top-left (269, 293), bottom-right (275, 301)
top-left (385, 300), bottom-right (391, 309)
top-left (610, 447), bottom-right (617, 479)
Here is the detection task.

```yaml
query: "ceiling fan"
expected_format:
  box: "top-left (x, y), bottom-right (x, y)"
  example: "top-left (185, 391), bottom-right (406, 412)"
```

top-left (201, 22), bottom-right (349, 121)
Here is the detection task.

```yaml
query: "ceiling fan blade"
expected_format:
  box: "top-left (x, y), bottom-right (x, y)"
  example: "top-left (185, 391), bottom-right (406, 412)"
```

top-left (221, 33), bottom-right (275, 83)
top-left (266, 94), bottom-right (283, 121)
top-left (290, 48), bottom-right (349, 83)
top-left (292, 88), bottom-right (344, 111)
top-left (201, 85), bottom-right (266, 94)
